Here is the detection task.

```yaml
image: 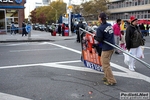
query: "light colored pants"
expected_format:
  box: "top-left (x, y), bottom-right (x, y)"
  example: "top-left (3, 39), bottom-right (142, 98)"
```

top-left (114, 35), bottom-right (120, 52)
top-left (101, 50), bottom-right (117, 83)
top-left (128, 46), bottom-right (144, 69)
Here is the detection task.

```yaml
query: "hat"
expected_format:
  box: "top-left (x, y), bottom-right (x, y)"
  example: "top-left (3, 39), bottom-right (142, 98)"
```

top-left (130, 16), bottom-right (137, 23)
top-left (99, 12), bottom-right (107, 20)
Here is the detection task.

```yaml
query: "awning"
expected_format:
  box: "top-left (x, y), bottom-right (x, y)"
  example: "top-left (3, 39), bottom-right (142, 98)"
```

top-left (138, 20), bottom-right (150, 24)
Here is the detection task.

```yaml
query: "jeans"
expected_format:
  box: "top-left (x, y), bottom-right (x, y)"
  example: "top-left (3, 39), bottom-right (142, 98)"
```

top-left (114, 35), bottom-right (120, 52)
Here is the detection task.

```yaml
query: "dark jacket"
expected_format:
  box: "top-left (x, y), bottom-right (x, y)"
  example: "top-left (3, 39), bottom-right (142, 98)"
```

top-left (58, 24), bottom-right (61, 33)
top-left (96, 22), bottom-right (115, 51)
top-left (76, 22), bottom-right (85, 31)
top-left (125, 24), bottom-right (143, 50)
top-left (22, 22), bottom-right (26, 33)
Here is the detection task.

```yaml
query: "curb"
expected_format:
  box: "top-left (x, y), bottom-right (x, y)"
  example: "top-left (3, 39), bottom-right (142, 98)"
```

top-left (0, 37), bottom-right (76, 43)
top-left (0, 39), bottom-right (54, 43)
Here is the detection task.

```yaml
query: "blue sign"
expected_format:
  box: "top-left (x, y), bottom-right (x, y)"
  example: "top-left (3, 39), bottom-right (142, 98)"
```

top-left (26, 25), bottom-right (31, 33)
top-left (82, 60), bottom-right (103, 72)
top-left (15, 0), bottom-right (22, 4)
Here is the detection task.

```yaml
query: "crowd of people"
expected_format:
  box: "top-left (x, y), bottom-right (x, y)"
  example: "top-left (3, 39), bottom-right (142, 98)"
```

top-left (10, 21), bottom-right (29, 36)
top-left (78, 12), bottom-right (149, 86)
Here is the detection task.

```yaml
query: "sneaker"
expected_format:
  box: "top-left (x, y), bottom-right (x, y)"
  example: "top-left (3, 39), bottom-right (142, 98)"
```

top-left (129, 68), bottom-right (135, 71)
top-left (102, 77), bottom-right (107, 82)
top-left (104, 81), bottom-right (116, 86)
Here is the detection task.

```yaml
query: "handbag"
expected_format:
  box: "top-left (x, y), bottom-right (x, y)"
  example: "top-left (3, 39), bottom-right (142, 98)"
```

top-left (136, 46), bottom-right (144, 59)
top-left (123, 50), bottom-right (131, 66)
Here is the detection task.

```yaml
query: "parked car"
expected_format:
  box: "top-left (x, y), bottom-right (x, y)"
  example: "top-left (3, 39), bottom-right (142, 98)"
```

top-left (46, 25), bottom-right (53, 33)
top-left (33, 24), bottom-right (39, 30)
top-left (38, 24), bottom-right (47, 31)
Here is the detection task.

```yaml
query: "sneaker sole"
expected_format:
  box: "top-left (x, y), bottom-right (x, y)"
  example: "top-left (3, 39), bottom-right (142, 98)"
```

top-left (102, 78), bottom-right (107, 82)
top-left (104, 82), bottom-right (116, 86)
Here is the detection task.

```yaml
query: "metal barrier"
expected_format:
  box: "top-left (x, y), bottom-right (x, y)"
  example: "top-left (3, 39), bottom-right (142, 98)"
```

top-left (0, 27), bottom-right (25, 33)
top-left (79, 27), bottom-right (150, 69)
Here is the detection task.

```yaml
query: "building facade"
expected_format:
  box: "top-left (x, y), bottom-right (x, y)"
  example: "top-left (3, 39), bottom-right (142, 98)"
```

top-left (51, 0), bottom-right (63, 2)
top-left (0, 0), bottom-right (26, 34)
top-left (42, 0), bottom-right (51, 5)
top-left (108, 0), bottom-right (150, 21)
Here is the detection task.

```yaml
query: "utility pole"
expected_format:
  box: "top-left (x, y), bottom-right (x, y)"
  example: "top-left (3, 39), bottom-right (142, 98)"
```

top-left (68, 0), bottom-right (72, 36)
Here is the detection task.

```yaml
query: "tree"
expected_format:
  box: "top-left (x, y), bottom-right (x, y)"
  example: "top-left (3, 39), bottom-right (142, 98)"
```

top-left (48, 1), bottom-right (66, 23)
top-left (30, 9), bottom-right (37, 23)
top-left (30, 1), bottom-right (66, 24)
top-left (72, 5), bottom-right (81, 14)
top-left (72, 0), bottom-right (110, 20)
top-left (37, 13), bottom-right (46, 24)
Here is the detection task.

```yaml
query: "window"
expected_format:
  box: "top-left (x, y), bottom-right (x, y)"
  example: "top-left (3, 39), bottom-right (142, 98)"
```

top-left (144, 14), bottom-right (147, 18)
top-left (135, 1), bottom-right (137, 5)
top-left (0, 10), bottom-right (6, 34)
top-left (148, 14), bottom-right (150, 18)
top-left (137, 14), bottom-right (139, 19)
top-left (145, 0), bottom-right (148, 4)
top-left (138, 0), bottom-right (141, 5)
top-left (141, 0), bottom-right (144, 5)
top-left (148, 0), bottom-right (150, 4)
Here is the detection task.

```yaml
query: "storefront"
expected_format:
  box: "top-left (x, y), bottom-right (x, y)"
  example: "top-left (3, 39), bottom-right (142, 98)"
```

top-left (0, 0), bottom-right (26, 34)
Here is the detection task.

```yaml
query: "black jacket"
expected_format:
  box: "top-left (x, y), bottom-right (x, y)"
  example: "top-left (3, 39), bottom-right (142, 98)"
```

top-left (125, 24), bottom-right (143, 50)
top-left (76, 22), bottom-right (85, 31)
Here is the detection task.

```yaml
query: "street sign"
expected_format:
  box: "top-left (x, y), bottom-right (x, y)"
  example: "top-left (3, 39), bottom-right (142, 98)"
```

top-left (68, 5), bottom-right (73, 10)
top-left (26, 24), bottom-right (31, 33)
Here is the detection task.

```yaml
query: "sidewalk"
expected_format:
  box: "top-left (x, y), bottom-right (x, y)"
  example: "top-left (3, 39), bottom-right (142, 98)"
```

top-left (0, 30), bottom-right (76, 43)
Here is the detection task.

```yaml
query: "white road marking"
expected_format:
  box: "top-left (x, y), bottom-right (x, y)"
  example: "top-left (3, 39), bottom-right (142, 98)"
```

top-left (0, 60), bottom-right (81, 69)
top-left (2, 43), bottom-right (28, 46)
top-left (0, 93), bottom-right (32, 100)
top-left (42, 63), bottom-right (150, 83)
top-left (9, 48), bottom-right (64, 52)
top-left (45, 42), bottom-right (81, 54)
top-left (45, 42), bottom-right (150, 83)
top-left (1, 42), bottom-right (150, 83)
top-left (0, 60), bottom-right (150, 83)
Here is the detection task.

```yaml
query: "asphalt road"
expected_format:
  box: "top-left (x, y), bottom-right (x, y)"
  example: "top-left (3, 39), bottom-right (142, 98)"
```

top-left (0, 39), bottom-right (150, 100)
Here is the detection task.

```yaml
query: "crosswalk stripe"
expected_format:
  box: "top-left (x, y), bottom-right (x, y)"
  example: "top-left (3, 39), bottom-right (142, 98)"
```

top-left (0, 93), bottom-right (32, 100)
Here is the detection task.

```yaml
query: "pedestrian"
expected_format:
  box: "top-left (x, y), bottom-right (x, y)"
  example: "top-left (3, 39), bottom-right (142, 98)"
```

top-left (146, 24), bottom-right (149, 36)
top-left (58, 24), bottom-right (62, 36)
top-left (113, 19), bottom-right (121, 54)
top-left (76, 20), bottom-right (85, 43)
top-left (125, 16), bottom-right (144, 71)
top-left (22, 21), bottom-right (27, 36)
top-left (92, 23), bottom-right (98, 31)
top-left (11, 22), bottom-right (16, 35)
top-left (74, 19), bottom-right (78, 32)
top-left (95, 12), bottom-right (116, 86)
top-left (119, 31), bottom-right (126, 50)
top-left (85, 22), bottom-right (93, 33)
top-left (139, 23), bottom-right (146, 37)
top-left (62, 23), bottom-right (65, 36)
top-left (51, 23), bottom-right (56, 36)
